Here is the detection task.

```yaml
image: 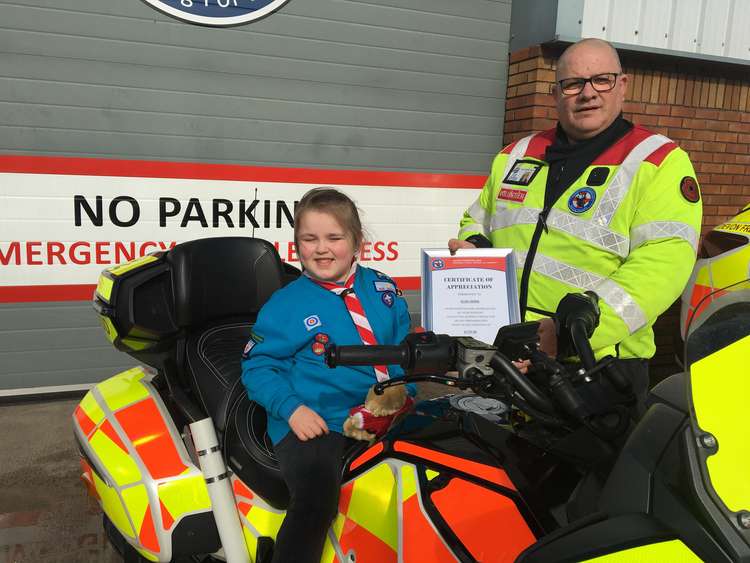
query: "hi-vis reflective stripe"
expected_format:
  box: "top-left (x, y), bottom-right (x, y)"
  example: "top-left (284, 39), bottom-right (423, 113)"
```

top-left (593, 134), bottom-right (672, 226)
top-left (491, 206), bottom-right (630, 258)
top-left (596, 278), bottom-right (649, 333)
top-left (459, 201), bottom-right (491, 238)
top-left (502, 134), bottom-right (535, 181)
top-left (459, 134), bottom-right (536, 240)
top-left (630, 221), bottom-right (699, 253)
top-left (518, 251), bottom-right (648, 333)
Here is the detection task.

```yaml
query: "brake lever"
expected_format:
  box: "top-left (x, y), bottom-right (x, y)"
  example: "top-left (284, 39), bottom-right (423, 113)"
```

top-left (373, 374), bottom-right (473, 395)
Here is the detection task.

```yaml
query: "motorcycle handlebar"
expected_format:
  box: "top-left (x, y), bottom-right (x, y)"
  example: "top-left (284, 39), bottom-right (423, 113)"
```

top-left (569, 319), bottom-right (596, 371)
top-left (326, 344), bottom-right (408, 369)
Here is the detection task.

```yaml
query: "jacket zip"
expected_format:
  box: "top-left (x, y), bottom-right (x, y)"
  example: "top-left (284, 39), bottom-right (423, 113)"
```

top-left (518, 163), bottom-right (565, 320)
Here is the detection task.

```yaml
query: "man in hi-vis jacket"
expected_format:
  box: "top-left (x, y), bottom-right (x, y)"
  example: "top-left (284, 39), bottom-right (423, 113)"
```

top-left (449, 38), bottom-right (702, 404)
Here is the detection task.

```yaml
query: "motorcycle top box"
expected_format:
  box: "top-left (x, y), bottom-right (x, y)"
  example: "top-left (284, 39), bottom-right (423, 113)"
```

top-left (73, 233), bottom-right (750, 563)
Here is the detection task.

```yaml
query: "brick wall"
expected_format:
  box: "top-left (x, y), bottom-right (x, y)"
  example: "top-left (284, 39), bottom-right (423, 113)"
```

top-left (504, 45), bottom-right (750, 379)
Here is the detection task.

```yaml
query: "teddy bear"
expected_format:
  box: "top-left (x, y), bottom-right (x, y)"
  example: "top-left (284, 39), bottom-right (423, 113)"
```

top-left (343, 384), bottom-right (414, 443)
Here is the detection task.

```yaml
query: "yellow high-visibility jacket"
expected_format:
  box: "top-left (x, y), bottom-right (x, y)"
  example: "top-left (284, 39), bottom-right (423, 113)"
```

top-left (459, 125), bottom-right (703, 360)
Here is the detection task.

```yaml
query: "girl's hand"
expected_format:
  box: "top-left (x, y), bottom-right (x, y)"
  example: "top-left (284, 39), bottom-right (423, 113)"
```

top-left (289, 405), bottom-right (329, 441)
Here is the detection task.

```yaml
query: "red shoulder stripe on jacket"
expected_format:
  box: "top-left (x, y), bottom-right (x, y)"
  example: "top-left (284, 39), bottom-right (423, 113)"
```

top-left (644, 141), bottom-right (679, 166)
top-left (500, 140), bottom-right (519, 154)
top-left (591, 125), bottom-right (664, 166)
top-left (524, 129), bottom-right (556, 159)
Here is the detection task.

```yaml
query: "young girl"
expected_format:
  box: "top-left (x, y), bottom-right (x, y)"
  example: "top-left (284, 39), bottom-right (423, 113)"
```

top-left (241, 187), bottom-right (411, 563)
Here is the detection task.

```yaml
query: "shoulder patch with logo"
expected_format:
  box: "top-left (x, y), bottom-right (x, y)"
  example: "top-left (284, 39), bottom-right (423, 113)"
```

top-left (680, 176), bottom-right (700, 203)
top-left (303, 315), bottom-right (322, 331)
top-left (568, 187), bottom-right (597, 213)
top-left (502, 160), bottom-right (543, 186)
top-left (374, 281), bottom-right (396, 293)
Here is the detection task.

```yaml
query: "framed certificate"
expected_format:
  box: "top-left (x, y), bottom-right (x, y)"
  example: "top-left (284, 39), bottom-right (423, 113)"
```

top-left (421, 248), bottom-right (520, 345)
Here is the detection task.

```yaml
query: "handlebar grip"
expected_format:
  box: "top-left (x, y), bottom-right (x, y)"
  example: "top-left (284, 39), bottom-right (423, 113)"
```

top-left (490, 353), bottom-right (555, 414)
top-left (569, 319), bottom-right (596, 370)
top-left (326, 344), bottom-right (408, 368)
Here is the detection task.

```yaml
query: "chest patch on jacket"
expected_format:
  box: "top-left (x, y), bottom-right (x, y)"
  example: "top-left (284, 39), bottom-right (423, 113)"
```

top-left (502, 160), bottom-right (542, 186)
top-left (498, 187), bottom-right (528, 203)
top-left (568, 187), bottom-right (597, 213)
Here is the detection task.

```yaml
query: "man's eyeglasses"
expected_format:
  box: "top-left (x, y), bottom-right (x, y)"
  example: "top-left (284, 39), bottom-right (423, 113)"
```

top-left (557, 73), bottom-right (620, 95)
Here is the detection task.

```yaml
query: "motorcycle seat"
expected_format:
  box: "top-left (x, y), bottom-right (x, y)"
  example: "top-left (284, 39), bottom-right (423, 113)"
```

top-left (165, 237), bottom-right (291, 430)
top-left (224, 393), bottom-right (368, 511)
top-left (187, 322), bottom-right (255, 432)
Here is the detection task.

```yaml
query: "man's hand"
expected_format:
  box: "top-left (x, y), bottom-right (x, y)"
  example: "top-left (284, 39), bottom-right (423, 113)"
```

top-left (288, 405), bottom-right (329, 441)
top-left (447, 238), bottom-right (476, 255)
top-left (512, 359), bottom-right (532, 374)
top-left (537, 318), bottom-right (558, 358)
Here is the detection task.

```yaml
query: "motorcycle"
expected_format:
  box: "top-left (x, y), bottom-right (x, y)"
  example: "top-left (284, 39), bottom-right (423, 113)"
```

top-left (73, 232), bottom-right (750, 562)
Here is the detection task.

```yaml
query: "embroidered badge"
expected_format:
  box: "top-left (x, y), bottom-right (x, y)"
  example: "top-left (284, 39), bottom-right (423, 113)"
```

top-left (311, 342), bottom-right (326, 356)
top-left (680, 176), bottom-right (700, 203)
top-left (382, 291), bottom-right (395, 308)
top-left (303, 315), bottom-right (322, 331)
top-left (502, 160), bottom-right (542, 186)
top-left (374, 281), bottom-right (396, 293)
top-left (568, 187), bottom-right (597, 213)
top-left (315, 333), bottom-right (329, 344)
top-left (498, 188), bottom-right (528, 203)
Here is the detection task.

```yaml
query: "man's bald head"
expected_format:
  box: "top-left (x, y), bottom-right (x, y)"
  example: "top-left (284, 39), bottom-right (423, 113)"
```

top-left (556, 39), bottom-right (622, 81)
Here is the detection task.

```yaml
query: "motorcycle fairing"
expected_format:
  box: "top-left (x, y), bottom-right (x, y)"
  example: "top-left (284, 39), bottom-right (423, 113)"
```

top-left (579, 539), bottom-right (701, 561)
top-left (687, 331), bottom-right (750, 559)
top-left (73, 367), bottom-right (213, 562)
top-left (232, 440), bottom-right (535, 563)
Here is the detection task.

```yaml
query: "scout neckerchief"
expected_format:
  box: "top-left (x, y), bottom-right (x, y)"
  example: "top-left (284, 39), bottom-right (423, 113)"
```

top-left (306, 263), bottom-right (390, 382)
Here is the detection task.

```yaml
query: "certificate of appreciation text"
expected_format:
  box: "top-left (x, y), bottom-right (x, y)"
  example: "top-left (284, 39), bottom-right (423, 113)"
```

top-left (421, 248), bottom-right (520, 345)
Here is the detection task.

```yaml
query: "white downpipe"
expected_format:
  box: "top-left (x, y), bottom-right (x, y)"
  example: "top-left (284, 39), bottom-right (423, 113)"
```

top-left (189, 417), bottom-right (250, 563)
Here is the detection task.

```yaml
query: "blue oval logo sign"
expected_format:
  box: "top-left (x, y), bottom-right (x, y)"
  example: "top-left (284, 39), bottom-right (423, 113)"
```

top-left (142, 0), bottom-right (292, 27)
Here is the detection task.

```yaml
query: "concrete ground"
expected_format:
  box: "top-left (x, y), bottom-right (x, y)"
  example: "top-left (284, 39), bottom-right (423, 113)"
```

top-left (0, 384), bottom-right (450, 562)
top-left (0, 397), bottom-right (120, 563)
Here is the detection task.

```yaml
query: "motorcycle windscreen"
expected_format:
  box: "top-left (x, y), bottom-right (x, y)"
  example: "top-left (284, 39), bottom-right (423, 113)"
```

top-left (684, 279), bottom-right (750, 557)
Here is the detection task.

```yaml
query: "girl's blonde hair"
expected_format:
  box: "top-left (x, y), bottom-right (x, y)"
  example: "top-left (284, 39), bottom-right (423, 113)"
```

top-left (293, 188), bottom-right (364, 248)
